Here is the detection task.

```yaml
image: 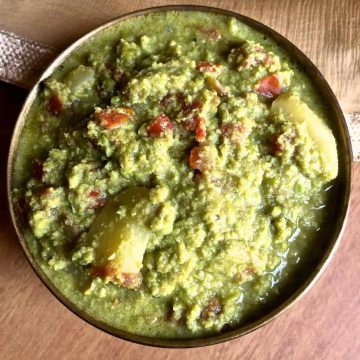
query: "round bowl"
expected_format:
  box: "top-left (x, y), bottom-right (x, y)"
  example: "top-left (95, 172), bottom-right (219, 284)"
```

top-left (7, 5), bottom-right (353, 348)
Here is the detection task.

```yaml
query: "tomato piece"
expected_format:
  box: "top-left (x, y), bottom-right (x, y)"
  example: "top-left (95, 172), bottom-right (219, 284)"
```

top-left (196, 127), bottom-right (206, 143)
top-left (270, 133), bottom-right (295, 156)
top-left (182, 115), bottom-right (206, 142)
top-left (221, 123), bottom-right (245, 143)
top-left (255, 74), bottom-right (281, 98)
top-left (194, 116), bottom-right (206, 142)
top-left (221, 123), bottom-right (234, 138)
top-left (47, 95), bottom-right (63, 115)
top-left (147, 114), bottom-right (173, 137)
top-left (200, 298), bottom-right (222, 320)
top-left (88, 190), bottom-right (106, 209)
top-left (89, 190), bottom-right (99, 197)
top-left (189, 146), bottom-right (207, 172)
top-left (97, 109), bottom-right (130, 129)
top-left (233, 267), bottom-right (255, 282)
top-left (182, 117), bottom-right (197, 131)
top-left (196, 61), bottom-right (221, 73)
top-left (182, 99), bottom-right (202, 115)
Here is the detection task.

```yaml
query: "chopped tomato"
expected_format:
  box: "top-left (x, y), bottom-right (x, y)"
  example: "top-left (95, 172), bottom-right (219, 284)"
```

top-left (160, 93), bottom-right (192, 110)
top-left (182, 99), bottom-right (202, 115)
top-left (196, 127), bottom-right (206, 143)
top-left (97, 109), bottom-right (130, 129)
top-left (88, 190), bottom-right (106, 209)
top-left (182, 115), bottom-right (206, 142)
top-left (147, 114), bottom-right (173, 137)
top-left (221, 123), bottom-right (234, 138)
top-left (233, 267), bottom-right (255, 282)
top-left (200, 298), bottom-right (222, 320)
top-left (270, 133), bottom-right (295, 156)
top-left (89, 190), bottom-right (99, 197)
top-left (255, 74), bottom-right (281, 98)
top-left (221, 123), bottom-right (245, 143)
top-left (196, 61), bottom-right (221, 73)
top-left (47, 95), bottom-right (63, 115)
top-left (182, 117), bottom-right (197, 131)
top-left (189, 146), bottom-right (207, 173)
top-left (195, 116), bottom-right (206, 142)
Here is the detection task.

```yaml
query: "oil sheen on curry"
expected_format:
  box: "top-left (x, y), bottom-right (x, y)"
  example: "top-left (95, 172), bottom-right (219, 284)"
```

top-left (12, 11), bottom-right (338, 338)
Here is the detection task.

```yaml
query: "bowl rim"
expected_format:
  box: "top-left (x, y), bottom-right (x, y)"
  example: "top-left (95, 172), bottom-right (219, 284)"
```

top-left (7, 4), bottom-right (353, 348)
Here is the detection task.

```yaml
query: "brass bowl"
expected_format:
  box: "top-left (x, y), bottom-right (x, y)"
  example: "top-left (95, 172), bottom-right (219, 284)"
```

top-left (7, 5), bottom-right (353, 348)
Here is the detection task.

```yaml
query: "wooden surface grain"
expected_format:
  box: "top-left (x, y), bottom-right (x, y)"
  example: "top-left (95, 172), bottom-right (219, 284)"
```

top-left (1, 1), bottom-right (360, 359)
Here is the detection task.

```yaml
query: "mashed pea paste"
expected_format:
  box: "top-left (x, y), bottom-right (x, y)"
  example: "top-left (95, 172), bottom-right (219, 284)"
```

top-left (12, 11), bottom-right (338, 338)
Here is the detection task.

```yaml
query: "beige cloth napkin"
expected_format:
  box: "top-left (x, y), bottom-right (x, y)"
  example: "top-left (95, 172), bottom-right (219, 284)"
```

top-left (0, 30), bottom-right (56, 88)
top-left (1, 29), bottom-right (358, 160)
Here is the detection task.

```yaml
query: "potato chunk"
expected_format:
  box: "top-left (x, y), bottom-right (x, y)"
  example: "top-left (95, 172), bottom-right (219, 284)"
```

top-left (64, 65), bottom-right (95, 96)
top-left (85, 187), bottom-right (156, 288)
top-left (272, 94), bottom-right (338, 181)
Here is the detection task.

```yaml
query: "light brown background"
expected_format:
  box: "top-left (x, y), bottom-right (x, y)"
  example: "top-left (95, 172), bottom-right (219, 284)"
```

top-left (1, 1), bottom-right (360, 359)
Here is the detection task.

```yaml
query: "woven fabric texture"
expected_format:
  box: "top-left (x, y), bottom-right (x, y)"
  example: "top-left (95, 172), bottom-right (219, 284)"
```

top-left (0, 30), bottom-right (56, 89)
top-left (345, 113), bottom-right (360, 160)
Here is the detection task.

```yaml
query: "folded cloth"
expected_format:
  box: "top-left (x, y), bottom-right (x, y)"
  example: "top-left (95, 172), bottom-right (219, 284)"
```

top-left (0, 30), bottom-right (56, 89)
top-left (344, 113), bottom-right (359, 160)
top-left (0, 29), bottom-right (358, 160)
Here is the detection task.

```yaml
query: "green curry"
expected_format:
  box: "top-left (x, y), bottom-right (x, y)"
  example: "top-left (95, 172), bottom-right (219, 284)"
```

top-left (12, 11), bottom-right (338, 338)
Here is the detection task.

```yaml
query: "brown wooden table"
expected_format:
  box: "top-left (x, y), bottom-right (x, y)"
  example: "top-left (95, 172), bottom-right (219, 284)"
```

top-left (1, 1), bottom-right (359, 359)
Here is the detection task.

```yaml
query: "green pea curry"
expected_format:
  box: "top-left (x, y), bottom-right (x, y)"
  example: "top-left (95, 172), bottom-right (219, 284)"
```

top-left (12, 11), bottom-right (338, 338)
